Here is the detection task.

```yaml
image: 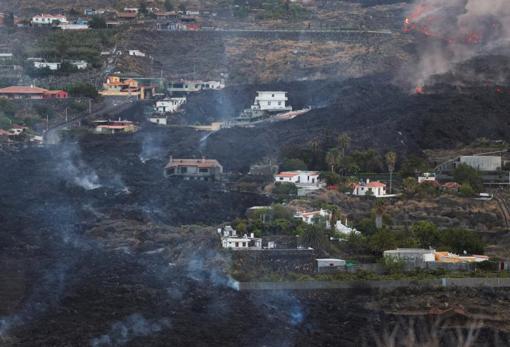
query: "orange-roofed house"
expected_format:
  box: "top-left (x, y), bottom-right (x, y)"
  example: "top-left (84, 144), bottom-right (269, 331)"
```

top-left (353, 179), bottom-right (387, 197)
top-left (164, 157), bottom-right (223, 181)
top-left (0, 86), bottom-right (67, 99)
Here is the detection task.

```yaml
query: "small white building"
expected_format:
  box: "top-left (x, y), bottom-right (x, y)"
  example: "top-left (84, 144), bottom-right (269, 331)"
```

top-left (33, 61), bottom-right (61, 71)
top-left (418, 172), bottom-right (436, 184)
top-left (335, 220), bottom-right (360, 236)
top-left (295, 209), bottom-right (331, 228)
top-left (32, 14), bottom-right (68, 25)
top-left (352, 179), bottom-right (387, 197)
top-left (316, 258), bottom-right (346, 273)
top-left (128, 50), bottom-right (146, 57)
top-left (155, 97), bottom-right (186, 113)
top-left (69, 60), bottom-right (88, 70)
top-left (59, 23), bottom-right (89, 30)
top-left (0, 53), bottom-right (13, 60)
top-left (383, 248), bottom-right (436, 268)
top-left (251, 91), bottom-right (292, 112)
top-left (274, 171), bottom-right (321, 186)
top-left (219, 226), bottom-right (262, 250)
top-left (148, 116), bottom-right (167, 126)
top-left (460, 156), bottom-right (502, 172)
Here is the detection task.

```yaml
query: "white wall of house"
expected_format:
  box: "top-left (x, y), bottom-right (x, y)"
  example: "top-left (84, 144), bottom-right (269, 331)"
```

top-left (128, 50), bottom-right (146, 57)
top-left (274, 171), bottom-right (320, 186)
top-left (252, 91), bottom-right (291, 112)
top-left (69, 60), bottom-right (88, 69)
top-left (33, 61), bottom-right (61, 70)
top-left (32, 15), bottom-right (68, 25)
top-left (155, 97), bottom-right (186, 113)
top-left (149, 117), bottom-right (167, 126)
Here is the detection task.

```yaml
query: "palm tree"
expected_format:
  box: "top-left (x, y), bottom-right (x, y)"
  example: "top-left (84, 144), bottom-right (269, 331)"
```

top-left (374, 199), bottom-right (386, 230)
top-left (385, 151), bottom-right (397, 194)
top-left (326, 148), bottom-right (341, 173)
top-left (337, 133), bottom-right (351, 157)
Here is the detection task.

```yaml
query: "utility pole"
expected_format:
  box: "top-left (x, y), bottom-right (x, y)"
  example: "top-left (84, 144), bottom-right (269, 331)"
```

top-left (65, 107), bottom-right (68, 122)
top-left (89, 99), bottom-right (92, 114)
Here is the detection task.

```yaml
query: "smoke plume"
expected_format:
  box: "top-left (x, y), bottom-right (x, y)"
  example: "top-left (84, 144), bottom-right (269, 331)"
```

top-left (402, 0), bottom-right (510, 90)
top-left (90, 314), bottom-right (171, 347)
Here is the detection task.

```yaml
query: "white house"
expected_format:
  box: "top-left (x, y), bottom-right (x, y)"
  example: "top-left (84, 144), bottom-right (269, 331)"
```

top-left (294, 209), bottom-right (331, 228)
top-left (59, 23), bottom-right (89, 30)
top-left (0, 53), bottom-right (13, 60)
top-left (32, 14), bottom-right (68, 25)
top-left (335, 220), bottom-right (360, 236)
top-left (69, 60), bottom-right (88, 70)
top-left (33, 61), bottom-right (61, 71)
top-left (418, 172), bottom-right (436, 184)
top-left (219, 226), bottom-right (262, 250)
top-left (274, 171), bottom-right (320, 186)
top-left (155, 97), bottom-right (186, 113)
top-left (352, 179), bottom-right (387, 197)
top-left (149, 116), bottom-right (167, 126)
top-left (128, 50), bottom-right (146, 57)
top-left (251, 91), bottom-right (292, 112)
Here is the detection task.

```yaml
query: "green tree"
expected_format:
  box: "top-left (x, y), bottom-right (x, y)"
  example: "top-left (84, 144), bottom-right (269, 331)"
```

top-left (281, 158), bottom-right (307, 171)
top-left (459, 182), bottom-right (476, 197)
top-left (89, 16), bottom-right (107, 29)
top-left (369, 228), bottom-right (399, 255)
top-left (300, 225), bottom-right (328, 249)
top-left (272, 182), bottom-right (297, 201)
top-left (402, 177), bottom-right (418, 195)
top-left (373, 199), bottom-right (386, 230)
top-left (337, 132), bottom-right (351, 158)
top-left (453, 163), bottom-right (483, 193)
top-left (326, 148), bottom-right (341, 173)
top-left (400, 155), bottom-right (429, 178)
top-left (411, 221), bottom-right (440, 248)
top-left (440, 228), bottom-right (485, 255)
top-left (385, 151), bottom-right (397, 194)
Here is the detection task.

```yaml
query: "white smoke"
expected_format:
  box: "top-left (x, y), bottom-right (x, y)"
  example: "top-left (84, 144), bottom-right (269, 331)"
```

top-left (56, 144), bottom-right (102, 190)
top-left (402, 0), bottom-right (510, 90)
top-left (90, 314), bottom-right (171, 347)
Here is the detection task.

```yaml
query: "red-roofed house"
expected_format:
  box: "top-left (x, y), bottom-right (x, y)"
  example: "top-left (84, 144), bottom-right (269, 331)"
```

top-left (0, 86), bottom-right (68, 99)
top-left (353, 179), bottom-right (387, 197)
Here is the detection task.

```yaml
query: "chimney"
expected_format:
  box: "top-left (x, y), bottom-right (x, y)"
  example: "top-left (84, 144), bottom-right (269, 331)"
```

top-left (250, 233), bottom-right (254, 239)
top-left (366, 178), bottom-right (370, 184)
top-left (169, 155), bottom-right (173, 163)
top-left (202, 156), bottom-right (205, 163)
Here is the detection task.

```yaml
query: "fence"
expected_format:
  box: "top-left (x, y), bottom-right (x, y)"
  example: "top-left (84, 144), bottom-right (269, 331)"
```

top-left (238, 277), bottom-right (510, 291)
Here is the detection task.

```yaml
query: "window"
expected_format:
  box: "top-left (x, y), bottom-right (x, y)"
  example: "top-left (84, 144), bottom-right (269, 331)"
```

top-left (167, 168), bottom-right (175, 174)
top-left (272, 94), bottom-right (275, 97)
top-left (235, 242), bottom-right (239, 247)
top-left (199, 168), bottom-right (209, 173)
top-left (268, 101), bottom-right (271, 106)
top-left (180, 167), bottom-right (188, 174)
top-left (278, 101), bottom-right (282, 106)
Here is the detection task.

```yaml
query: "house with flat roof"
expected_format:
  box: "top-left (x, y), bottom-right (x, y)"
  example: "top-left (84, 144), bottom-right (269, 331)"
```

top-left (31, 14), bottom-right (68, 25)
top-left (164, 157), bottom-right (223, 181)
top-left (251, 91), bottom-right (292, 112)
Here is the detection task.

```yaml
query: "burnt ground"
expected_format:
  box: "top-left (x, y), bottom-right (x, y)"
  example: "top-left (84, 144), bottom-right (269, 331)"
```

top-left (178, 73), bottom-right (510, 171)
